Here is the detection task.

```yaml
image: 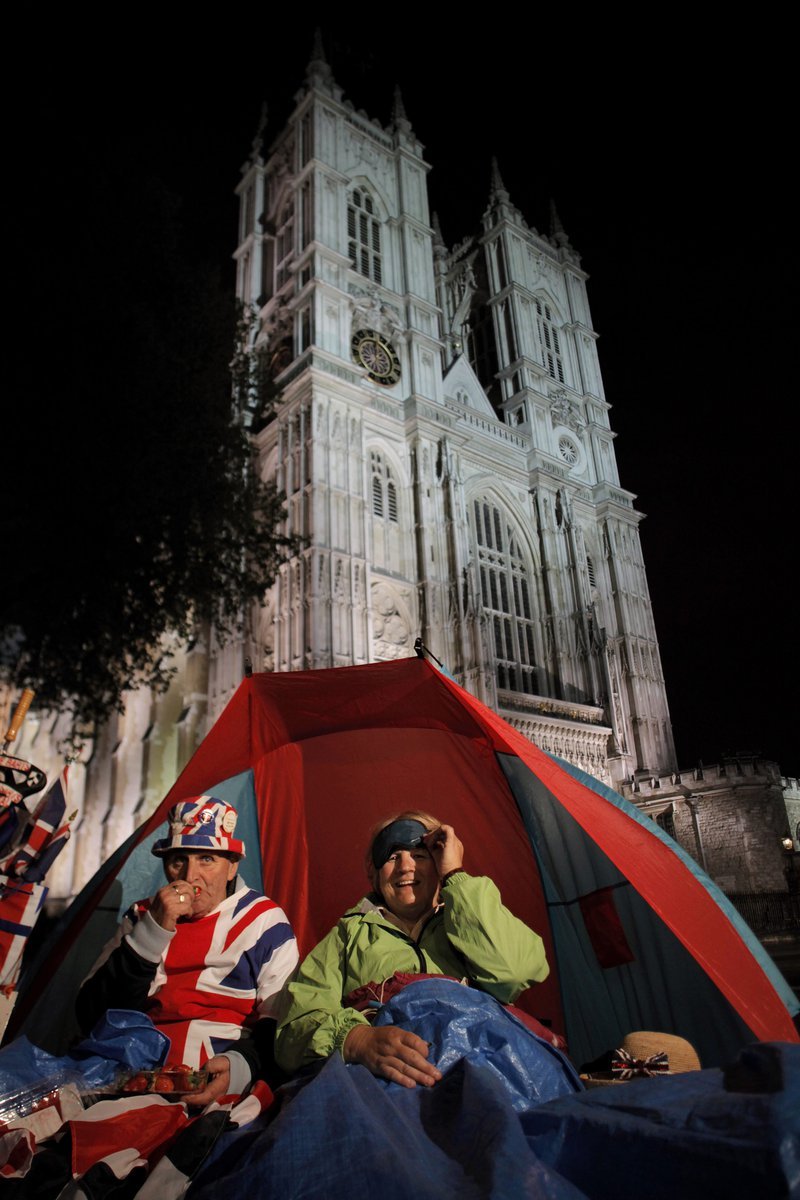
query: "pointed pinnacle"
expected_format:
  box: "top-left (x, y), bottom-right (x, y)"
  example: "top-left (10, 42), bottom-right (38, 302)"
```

top-left (306, 28), bottom-right (333, 86)
top-left (392, 85), bottom-right (412, 135)
top-left (310, 27), bottom-right (327, 64)
top-left (549, 198), bottom-right (573, 248)
top-left (393, 86), bottom-right (408, 122)
top-left (251, 101), bottom-right (268, 159)
top-left (490, 157), bottom-right (509, 201)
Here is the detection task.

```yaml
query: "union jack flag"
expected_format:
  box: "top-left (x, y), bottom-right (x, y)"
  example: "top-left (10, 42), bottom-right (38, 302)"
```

top-left (0, 766), bottom-right (73, 991)
top-left (0, 1079), bottom-right (275, 1196)
top-left (0, 765), bottom-right (70, 881)
top-left (611, 1047), bottom-right (670, 1079)
top-left (0, 876), bottom-right (47, 991)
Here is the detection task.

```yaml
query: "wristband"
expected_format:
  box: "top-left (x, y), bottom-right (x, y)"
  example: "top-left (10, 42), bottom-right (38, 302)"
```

top-left (441, 868), bottom-right (465, 887)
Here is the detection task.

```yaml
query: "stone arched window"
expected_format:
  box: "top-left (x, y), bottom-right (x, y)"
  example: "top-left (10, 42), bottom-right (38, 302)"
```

top-left (348, 187), bottom-right (382, 284)
top-left (472, 498), bottom-right (538, 695)
top-left (370, 448), bottom-right (408, 577)
top-left (370, 450), bottom-right (398, 523)
top-left (534, 297), bottom-right (564, 384)
top-left (274, 195), bottom-right (295, 293)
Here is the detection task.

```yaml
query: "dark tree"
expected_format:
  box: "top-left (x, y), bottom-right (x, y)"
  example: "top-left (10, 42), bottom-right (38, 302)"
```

top-left (3, 119), bottom-right (290, 725)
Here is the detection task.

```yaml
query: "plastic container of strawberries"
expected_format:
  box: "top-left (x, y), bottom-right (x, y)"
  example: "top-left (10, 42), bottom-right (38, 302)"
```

top-left (115, 1065), bottom-right (209, 1096)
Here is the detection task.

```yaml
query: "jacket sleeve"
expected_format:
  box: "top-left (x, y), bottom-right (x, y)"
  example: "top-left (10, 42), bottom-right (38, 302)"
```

top-left (233, 904), bottom-right (301, 1089)
top-left (441, 872), bottom-right (548, 1004)
top-left (75, 909), bottom-right (172, 1034)
top-left (274, 919), bottom-right (370, 1073)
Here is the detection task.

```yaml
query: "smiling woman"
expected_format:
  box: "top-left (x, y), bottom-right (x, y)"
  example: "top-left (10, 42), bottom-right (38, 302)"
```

top-left (369, 811), bottom-right (445, 933)
top-left (275, 809), bottom-right (550, 1087)
top-left (377, 845), bottom-right (439, 929)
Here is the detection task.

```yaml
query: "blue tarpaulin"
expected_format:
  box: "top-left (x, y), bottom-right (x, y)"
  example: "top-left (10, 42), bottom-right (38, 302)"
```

top-left (185, 986), bottom-right (799, 1200)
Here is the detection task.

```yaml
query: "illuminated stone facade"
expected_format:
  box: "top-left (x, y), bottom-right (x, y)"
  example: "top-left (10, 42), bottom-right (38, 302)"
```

top-left (216, 48), bottom-right (677, 792)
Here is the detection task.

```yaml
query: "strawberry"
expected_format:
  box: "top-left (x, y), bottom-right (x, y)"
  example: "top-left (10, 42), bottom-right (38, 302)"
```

top-left (123, 1073), bottom-right (148, 1093)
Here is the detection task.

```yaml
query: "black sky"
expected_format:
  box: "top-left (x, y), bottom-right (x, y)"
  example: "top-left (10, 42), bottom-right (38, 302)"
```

top-left (16, 20), bottom-right (797, 773)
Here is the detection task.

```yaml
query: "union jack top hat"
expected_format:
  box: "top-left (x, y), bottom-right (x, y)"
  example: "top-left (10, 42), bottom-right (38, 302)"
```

top-left (151, 796), bottom-right (246, 858)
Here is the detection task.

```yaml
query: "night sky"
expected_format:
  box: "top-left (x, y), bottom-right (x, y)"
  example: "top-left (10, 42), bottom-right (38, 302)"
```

top-left (14, 20), bottom-right (796, 774)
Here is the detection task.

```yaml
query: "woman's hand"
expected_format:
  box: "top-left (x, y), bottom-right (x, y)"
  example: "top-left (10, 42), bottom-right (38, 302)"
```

top-left (343, 1025), bottom-right (442, 1089)
top-left (425, 824), bottom-right (464, 879)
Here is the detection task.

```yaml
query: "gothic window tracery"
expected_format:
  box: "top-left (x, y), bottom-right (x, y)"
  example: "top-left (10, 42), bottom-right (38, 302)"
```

top-left (275, 197), bottom-right (294, 292)
top-left (298, 111), bottom-right (313, 167)
top-left (298, 305), bottom-right (312, 353)
top-left (299, 179), bottom-right (313, 250)
top-left (471, 499), bottom-right (539, 695)
top-left (370, 450), bottom-right (398, 523)
top-left (535, 298), bottom-right (564, 383)
top-left (348, 187), bottom-right (382, 284)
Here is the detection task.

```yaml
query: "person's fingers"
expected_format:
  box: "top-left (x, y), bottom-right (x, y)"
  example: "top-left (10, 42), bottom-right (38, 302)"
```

top-left (187, 1057), bottom-right (231, 1107)
top-left (203, 1054), bottom-right (231, 1074)
top-left (391, 1057), bottom-right (440, 1085)
top-left (427, 823), bottom-right (463, 876)
top-left (384, 1032), bottom-right (441, 1082)
top-left (151, 883), bottom-right (195, 929)
top-left (394, 1051), bottom-right (441, 1082)
top-left (394, 1029), bottom-right (430, 1053)
top-left (381, 1060), bottom-right (419, 1088)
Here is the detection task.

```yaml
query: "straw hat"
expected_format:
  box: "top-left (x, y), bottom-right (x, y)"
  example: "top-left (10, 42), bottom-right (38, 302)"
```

top-left (580, 1030), bottom-right (701, 1087)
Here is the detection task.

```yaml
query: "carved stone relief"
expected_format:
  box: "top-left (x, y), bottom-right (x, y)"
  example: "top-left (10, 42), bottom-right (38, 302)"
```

top-left (549, 390), bottom-right (584, 433)
top-left (371, 580), bottom-right (413, 660)
top-left (350, 286), bottom-right (403, 338)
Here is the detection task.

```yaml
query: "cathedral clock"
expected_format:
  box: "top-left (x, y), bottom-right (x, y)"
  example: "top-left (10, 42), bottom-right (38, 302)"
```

top-left (351, 328), bottom-right (401, 385)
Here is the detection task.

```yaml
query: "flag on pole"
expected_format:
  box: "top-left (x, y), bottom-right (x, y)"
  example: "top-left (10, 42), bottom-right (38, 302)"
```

top-left (0, 765), bottom-right (74, 992)
top-left (0, 766), bottom-right (70, 880)
top-left (0, 877), bottom-right (47, 991)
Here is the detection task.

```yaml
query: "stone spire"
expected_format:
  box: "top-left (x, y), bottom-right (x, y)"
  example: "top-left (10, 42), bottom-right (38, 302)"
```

top-left (250, 101), bottom-right (268, 163)
top-left (305, 28), bottom-right (335, 90)
top-left (549, 198), bottom-right (573, 250)
top-left (392, 86), bottom-right (412, 134)
top-left (489, 157), bottom-right (510, 204)
top-left (431, 211), bottom-right (447, 261)
top-left (483, 157), bottom-right (516, 228)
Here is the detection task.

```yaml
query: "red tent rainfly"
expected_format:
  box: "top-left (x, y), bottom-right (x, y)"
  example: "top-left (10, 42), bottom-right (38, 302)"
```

top-left (12, 660), bottom-right (799, 1068)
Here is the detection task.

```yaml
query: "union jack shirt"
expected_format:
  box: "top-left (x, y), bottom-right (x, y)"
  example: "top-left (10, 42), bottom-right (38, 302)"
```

top-left (80, 886), bottom-right (298, 1072)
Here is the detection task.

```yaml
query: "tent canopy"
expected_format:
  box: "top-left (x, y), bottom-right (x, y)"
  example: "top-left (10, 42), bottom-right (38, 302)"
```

top-left (15, 659), bottom-right (798, 1067)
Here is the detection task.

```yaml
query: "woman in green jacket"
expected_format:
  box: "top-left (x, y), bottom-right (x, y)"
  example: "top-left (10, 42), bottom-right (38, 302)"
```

top-left (275, 810), bottom-right (550, 1088)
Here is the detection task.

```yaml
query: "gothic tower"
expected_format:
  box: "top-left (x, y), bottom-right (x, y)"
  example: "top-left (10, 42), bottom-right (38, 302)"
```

top-left (225, 44), bottom-right (676, 788)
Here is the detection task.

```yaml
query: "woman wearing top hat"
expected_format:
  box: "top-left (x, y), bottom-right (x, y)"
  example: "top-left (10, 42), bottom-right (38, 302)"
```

top-left (77, 796), bottom-right (299, 1104)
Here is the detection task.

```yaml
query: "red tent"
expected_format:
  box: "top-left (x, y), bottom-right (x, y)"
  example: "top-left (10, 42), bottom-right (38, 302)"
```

top-left (14, 659), bottom-right (798, 1067)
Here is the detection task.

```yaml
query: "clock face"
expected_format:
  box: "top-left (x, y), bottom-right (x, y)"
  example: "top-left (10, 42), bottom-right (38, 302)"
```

top-left (351, 328), bottom-right (401, 385)
top-left (558, 435), bottom-right (579, 465)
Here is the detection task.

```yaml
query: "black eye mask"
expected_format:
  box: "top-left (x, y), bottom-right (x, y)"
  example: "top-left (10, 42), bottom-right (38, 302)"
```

top-left (371, 819), bottom-right (429, 869)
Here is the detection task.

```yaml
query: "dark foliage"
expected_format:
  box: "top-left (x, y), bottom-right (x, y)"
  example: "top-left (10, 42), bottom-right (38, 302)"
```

top-left (3, 123), bottom-right (291, 725)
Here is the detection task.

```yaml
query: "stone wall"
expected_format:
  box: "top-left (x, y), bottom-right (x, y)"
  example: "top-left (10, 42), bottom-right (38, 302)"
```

top-left (783, 776), bottom-right (800, 850)
top-left (624, 759), bottom-right (794, 893)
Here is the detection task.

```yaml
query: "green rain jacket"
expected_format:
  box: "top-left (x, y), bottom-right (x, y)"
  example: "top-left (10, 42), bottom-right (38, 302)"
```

top-left (275, 871), bottom-right (549, 1072)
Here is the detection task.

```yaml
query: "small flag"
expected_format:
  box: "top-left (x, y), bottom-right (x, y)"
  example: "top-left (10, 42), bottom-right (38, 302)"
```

top-left (0, 767), bottom-right (70, 880)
